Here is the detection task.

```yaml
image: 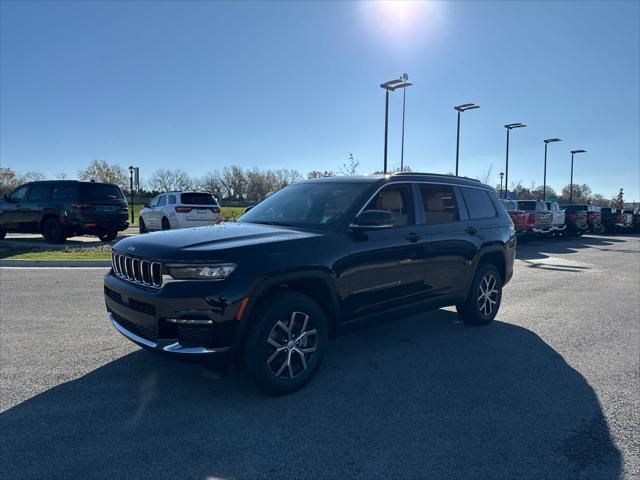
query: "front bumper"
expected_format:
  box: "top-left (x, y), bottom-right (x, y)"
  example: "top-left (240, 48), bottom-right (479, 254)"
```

top-left (104, 272), bottom-right (243, 357)
top-left (110, 312), bottom-right (230, 354)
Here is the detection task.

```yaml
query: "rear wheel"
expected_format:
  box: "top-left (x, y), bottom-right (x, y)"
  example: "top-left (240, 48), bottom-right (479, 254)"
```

top-left (139, 217), bottom-right (147, 233)
top-left (161, 217), bottom-right (170, 230)
top-left (456, 264), bottom-right (503, 326)
top-left (42, 217), bottom-right (66, 244)
top-left (98, 231), bottom-right (118, 242)
top-left (244, 292), bottom-right (328, 395)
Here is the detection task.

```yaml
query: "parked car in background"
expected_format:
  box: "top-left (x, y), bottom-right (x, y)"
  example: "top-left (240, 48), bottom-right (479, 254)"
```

top-left (106, 173), bottom-right (515, 394)
top-left (625, 210), bottom-right (640, 233)
top-left (600, 208), bottom-right (621, 233)
top-left (516, 200), bottom-right (553, 237)
top-left (0, 180), bottom-right (128, 243)
top-left (138, 192), bottom-right (222, 232)
top-left (500, 199), bottom-right (534, 239)
top-left (546, 201), bottom-right (566, 235)
top-left (563, 206), bottom-right (589, 236)
top-left (621, 210), bottom-right (634, 231)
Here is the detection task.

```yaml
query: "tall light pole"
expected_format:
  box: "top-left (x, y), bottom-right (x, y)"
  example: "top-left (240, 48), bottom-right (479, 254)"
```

top-left (503, 123), bottom-right (526, 199)
top-left (543, 138), bottom-right (562, 201)
top-left (400, 73), bottom-right (412, 172)
top-left (128, 165), bottom-right (135, 224)
top-left (454, 103), bottom-right (480, 176)
top-left (569, 149), bottom-right (587, 203)
top-left (380, 77), bottom-right (412, 174)
top-left (499, 172), bottom-right (504, 198)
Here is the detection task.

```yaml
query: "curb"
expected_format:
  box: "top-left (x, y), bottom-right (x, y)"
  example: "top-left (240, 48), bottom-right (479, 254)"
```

top-left (0, 259), bottom-right (111, 268)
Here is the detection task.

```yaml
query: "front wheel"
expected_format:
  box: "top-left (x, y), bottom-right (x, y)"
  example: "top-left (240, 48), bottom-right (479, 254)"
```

top-left (97, 231), bottom-right (118, 242)
top-left (244, 292), bottom-right (328, 395)
top-left (139, 217), bottom-right (147, 233)
top-left (456, 264), bottom-right (503, 326)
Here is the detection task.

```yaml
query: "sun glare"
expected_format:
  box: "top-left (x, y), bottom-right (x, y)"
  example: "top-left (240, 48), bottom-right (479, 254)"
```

top-left (360, 0), bottom-right (442, 43)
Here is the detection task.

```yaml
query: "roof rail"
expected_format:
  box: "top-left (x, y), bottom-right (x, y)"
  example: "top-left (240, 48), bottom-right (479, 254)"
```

top-left (391, 172), bottom-right (481, 182)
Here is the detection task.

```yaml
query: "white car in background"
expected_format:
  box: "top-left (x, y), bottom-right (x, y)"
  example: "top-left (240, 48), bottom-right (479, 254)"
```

top-left (138, 191), bottom-right (222, 232)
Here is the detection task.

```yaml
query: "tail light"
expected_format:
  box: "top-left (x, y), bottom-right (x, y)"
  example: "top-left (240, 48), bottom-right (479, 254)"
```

top-left (566, 213), bottom-right (577, 222)
top-left (587, 212), bottom-right (595, 221)
top-left (175, 207), bottom-right (193, 213)
top-left (616, 214), bottom-right (623, 222)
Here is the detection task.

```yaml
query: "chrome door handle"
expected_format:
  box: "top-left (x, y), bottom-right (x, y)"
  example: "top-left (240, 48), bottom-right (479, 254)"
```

top-left (465, 226), bottom-right (478, 235)
top-left (405, 233), bottom-right (423, 243)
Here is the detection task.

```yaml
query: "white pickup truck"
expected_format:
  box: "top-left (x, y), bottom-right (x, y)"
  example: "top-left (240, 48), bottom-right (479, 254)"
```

top-left (546, 201), bottom-right (566, 235)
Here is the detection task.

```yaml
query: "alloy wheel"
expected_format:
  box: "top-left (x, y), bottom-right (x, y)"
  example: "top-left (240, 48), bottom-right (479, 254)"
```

top-left (266, 311), bottom-right (317, 379)
top-left (477, 273), bottom-right (498, 317)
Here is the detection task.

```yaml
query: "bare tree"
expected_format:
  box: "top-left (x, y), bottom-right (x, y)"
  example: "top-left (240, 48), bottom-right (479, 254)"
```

top-left (0, 167), bottom-right (46, 195)
top-left (476, 164), bottom-right (494, 185)
top-left (54, 172), bottom-right (69, 180)
top-left (340, 153), bottom-right (360, 176)
top-left (148, 169), bottom-right (193, 192)
top-left (78, 160), bottom-right (128, 191)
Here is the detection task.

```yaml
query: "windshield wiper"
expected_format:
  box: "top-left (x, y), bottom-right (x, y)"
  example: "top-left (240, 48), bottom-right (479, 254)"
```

top-left (250, 220), bottom-right (293, 227)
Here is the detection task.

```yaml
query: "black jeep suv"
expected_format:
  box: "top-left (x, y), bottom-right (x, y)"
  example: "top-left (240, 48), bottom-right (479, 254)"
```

top-left (0, 180), bottom-right (129, 243)
top-left (104, 173), bottom-right (515, 394)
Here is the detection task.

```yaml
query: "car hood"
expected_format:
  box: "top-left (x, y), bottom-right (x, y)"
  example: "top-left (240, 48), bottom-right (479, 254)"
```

top-left (113, 222), bottom-right (323, 260)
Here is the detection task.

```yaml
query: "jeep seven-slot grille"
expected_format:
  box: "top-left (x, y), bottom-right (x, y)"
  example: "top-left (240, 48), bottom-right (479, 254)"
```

top-left (111, 252), bottom-right (162, 288)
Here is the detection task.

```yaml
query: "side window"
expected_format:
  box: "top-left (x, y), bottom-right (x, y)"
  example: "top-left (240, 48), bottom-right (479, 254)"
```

top-left (461, 188), bottom-right (497, 220)
top-left (157, 195), bottom-right (167, 207)
top-left (27, 185), bottom-right (52, 201)
top-left (419, 184), bottom-right (460, 225)
top-left (9, 185), bottom-right (29, 202)
top-left (149, 196), bottom-right (160, 207)
top-left (167, 195), bottom-right (177, 205)
top-left (364, 184), bottom-right (414, 227)
top-left (51, 184), bottom-right (76, 200)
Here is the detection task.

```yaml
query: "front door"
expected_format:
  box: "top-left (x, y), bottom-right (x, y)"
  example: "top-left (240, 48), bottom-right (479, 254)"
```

top-left (344, 183), bottom-right (428, 320)
top-left (2, 185), bottom-right (30, 230)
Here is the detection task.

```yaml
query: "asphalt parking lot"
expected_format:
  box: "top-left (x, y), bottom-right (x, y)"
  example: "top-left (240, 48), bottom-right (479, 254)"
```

top-left (1, 234), bottom-right (638, 480)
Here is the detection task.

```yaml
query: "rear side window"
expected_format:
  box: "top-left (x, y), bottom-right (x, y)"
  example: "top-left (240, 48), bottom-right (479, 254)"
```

top-left (419, 184), bottom-right (460, 225)
top-left (80, 184), bottom-right (124, 201)
top-left (28, 185), bottom-right (52, 201)
top-left (180, 193), bottom-right (218, 206)
top-left (51, 184), bottom-right (77, 200)
top-left (167, 195), bottom-right (177, 205)
top-left (461, 188), bottom-right (497, 219)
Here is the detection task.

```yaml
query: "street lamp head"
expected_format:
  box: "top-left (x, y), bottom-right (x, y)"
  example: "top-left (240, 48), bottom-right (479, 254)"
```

top-left (499, 172), bottom-right (504, 179)
top-left (544, 138), bottom-right (562, 144)
top-left (455, 103), bottom-right (480, 112)
top-left (381, 78), bottom-right (405, 90)
top-left (401, 73), bottom-right (409, 81)
top-left (571, 149), bottom-right (587, 154)
top-left (505, 123), bottom-right (526, 129)
top-left (128, 165), bottom-right (134, 173)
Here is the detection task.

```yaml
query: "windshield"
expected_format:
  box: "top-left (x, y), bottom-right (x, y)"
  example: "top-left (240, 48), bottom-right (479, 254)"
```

top-left (239, 181), bottom-right (369, 230)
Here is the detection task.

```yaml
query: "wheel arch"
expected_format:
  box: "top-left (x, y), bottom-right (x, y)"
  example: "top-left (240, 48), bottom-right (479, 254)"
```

top-left (234, 270), bottom-right (341, 350)
top-left (474, 248), bottom-right (507, 283)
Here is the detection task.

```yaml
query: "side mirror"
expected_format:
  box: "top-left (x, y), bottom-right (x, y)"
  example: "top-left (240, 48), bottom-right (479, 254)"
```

top-left (144, 202), bottom-right (150, 208)
top-left (351, 210), bottom-right (394, 230)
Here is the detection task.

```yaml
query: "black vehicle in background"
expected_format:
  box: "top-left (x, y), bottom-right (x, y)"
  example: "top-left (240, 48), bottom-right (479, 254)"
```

top-left (0, 180), bottom-right (129, 243)
top-left (564, 204), bottom-right (603, 234)
top-left (104, 173), bottom-right (516, 395)
top-left (600, 207), bottom-right (622, 233)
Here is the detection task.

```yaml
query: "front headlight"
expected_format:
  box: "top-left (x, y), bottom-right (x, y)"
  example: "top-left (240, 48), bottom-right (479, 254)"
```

top-left (166, 263), bottom-right (236, 280)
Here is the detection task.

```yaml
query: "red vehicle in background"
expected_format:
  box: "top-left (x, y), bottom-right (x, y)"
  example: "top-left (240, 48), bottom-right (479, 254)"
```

top-left (500, 199), bottom-right (536, 240)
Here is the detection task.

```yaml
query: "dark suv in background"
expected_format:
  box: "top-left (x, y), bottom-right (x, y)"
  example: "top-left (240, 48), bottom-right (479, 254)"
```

top-left (0, 180), bottom-right (129, 243)
top-left (104, 173), bottom-right (515, 395)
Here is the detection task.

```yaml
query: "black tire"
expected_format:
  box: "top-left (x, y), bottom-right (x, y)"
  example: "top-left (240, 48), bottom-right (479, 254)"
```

top-left (161, 217), bottom-right (170, 230)
top-left (456, 263), bottom-right (503, 326)
top-left (98, 231), bottom-right (118, 242)
top-left (0, 226), bottom-right (5, 240)
top-left (244, 292), bottom-right (328, 395)
top-left (139, 217), bottom-right (147, 234)
top-left (42, 217), bottom-right (66, 244)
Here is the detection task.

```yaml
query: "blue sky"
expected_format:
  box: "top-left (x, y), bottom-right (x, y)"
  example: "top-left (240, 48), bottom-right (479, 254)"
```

top-left (1, 1), bottom-right (639, 200)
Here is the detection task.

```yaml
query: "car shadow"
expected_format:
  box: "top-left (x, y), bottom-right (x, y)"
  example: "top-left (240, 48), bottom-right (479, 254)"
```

top-left (516, 234), bottom-right (630, 261)
top-left (0, 310), bottom-right (621, 480)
